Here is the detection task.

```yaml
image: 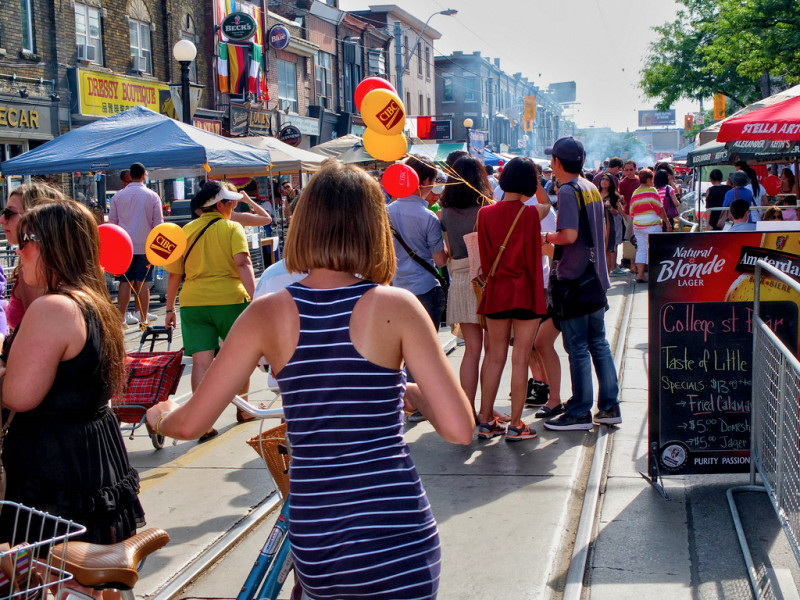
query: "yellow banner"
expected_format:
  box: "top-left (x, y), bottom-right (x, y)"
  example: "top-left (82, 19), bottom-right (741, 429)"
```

top-left (77, 69), bottom-right (170, 117)
top-left (524, 96), bottom-right (536, 121)
top-left (713, 94), bottom-right (726, 121)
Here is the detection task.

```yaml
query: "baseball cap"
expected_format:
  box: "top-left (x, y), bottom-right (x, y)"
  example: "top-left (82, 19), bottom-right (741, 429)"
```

top-left (730, 170), bottom-right (749, 187)
top-left (191, 180), bottom-right (243, 210)
top-left (543, 165), bottom-right (553, 173)
top-left (545, 136), bottom-right (586, 163)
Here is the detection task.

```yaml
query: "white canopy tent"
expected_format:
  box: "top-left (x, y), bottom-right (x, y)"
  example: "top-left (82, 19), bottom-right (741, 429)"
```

top-left (236, 136), bottom-right (326, 174)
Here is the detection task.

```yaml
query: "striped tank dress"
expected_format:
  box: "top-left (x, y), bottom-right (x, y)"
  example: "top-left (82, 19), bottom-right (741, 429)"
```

top-left (276, 281), bottom-right (441, 600)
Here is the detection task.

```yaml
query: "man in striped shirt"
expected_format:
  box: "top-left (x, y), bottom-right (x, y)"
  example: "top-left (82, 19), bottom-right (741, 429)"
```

top-left (109, 162), bottom-right (164, 325)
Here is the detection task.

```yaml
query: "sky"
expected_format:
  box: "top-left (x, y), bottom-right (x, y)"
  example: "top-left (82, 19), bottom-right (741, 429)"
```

top-left (338, 0), bottom-right (701, 133)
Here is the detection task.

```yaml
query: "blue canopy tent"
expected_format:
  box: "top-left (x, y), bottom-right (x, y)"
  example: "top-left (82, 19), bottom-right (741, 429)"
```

top-left (0, 106), bottom-right (271, 179)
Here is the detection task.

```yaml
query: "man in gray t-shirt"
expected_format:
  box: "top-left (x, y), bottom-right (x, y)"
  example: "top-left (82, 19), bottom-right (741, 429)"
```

top-left (541, 137), bottom-right (620, 432)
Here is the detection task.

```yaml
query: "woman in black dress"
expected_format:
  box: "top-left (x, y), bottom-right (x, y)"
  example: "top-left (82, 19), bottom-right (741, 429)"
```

top-left (0, 200), bottom-right (144, 545)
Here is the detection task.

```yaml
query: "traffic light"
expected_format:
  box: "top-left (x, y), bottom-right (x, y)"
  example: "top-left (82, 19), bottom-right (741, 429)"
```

top-left (684, 114), bottom-right (693, 130)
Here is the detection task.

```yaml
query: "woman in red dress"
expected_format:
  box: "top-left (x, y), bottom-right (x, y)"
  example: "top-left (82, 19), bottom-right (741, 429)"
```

top-left (476, 157), bottom-right (549, 441)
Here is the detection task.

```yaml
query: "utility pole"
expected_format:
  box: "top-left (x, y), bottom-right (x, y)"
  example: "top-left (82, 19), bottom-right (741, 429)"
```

top-left (487, 78), bottom-right (494, 151)
top-left (394, 22), bottom-right (404, 100)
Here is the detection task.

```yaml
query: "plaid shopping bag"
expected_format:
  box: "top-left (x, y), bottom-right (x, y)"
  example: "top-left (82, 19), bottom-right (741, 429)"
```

top-left (110, 351), bottom-right (185, 424)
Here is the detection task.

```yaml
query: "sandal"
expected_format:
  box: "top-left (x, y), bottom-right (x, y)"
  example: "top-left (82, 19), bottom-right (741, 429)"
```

top-left (236, 409), bottom-right (256, 424)
top-left (493, 411), bottom-right (511, 423)
top-left (198, 428), bottom-right (219, 443)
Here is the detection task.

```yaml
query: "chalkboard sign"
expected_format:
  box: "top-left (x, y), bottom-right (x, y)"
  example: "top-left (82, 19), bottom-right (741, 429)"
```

top-left (652, 301), bottom-right (797, 474)
top-left (648, 231), bottom-right (800, 477)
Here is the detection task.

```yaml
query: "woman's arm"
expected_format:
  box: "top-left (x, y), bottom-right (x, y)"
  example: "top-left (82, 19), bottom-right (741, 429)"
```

top-left (3, 295), bottom-right (83, 411)
top-left (230, 193), bottom-right (273, 227)
top-left (399, 297), bottom-right (473, 444)
top-left (146, 300), bottom-right (271, 439)
top-left (659, 207), bottom-right (673, 231)
top-left (234, 252), bottom-right (256, 299)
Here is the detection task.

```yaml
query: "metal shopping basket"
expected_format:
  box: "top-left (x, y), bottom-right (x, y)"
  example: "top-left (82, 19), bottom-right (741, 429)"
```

top-left (0, 501), bottom-right (86, 599)
top-left (111, 327), bottom-right (184, 450)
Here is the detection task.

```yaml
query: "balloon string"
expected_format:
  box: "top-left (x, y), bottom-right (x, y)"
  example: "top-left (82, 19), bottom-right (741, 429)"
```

top-left (123, 264), bottom-right (152, 331)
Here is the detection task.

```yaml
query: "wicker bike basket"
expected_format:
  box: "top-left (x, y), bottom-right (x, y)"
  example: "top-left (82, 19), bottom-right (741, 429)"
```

top-left (246, 423), bottom-right (290, 500)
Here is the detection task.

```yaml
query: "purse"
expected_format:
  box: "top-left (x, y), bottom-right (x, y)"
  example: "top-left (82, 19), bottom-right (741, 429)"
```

top-left (549, 183), bottom-right (607, 321)
top-left (664, 186), bottom-right (679, 219)
top-left (472, 204), bottom-right (527, 329)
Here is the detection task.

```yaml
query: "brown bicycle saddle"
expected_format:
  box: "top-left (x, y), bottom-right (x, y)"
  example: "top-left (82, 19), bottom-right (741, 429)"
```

top-left (50, 528), bottom-right (169, 589)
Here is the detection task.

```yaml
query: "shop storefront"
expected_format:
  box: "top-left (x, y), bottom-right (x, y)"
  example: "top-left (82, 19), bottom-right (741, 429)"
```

top-left (0, 93), bottom-right (60, 204)
top-left (277, 114), bottom-right (320, 150)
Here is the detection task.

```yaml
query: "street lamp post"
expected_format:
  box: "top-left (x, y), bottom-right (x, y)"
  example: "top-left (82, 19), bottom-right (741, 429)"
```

top-left (464, 117), bottom-right (473, 157)
top-left (172, 40), bottom-right (197, 124)
top-left (395, 9), bottom-right (457, 101)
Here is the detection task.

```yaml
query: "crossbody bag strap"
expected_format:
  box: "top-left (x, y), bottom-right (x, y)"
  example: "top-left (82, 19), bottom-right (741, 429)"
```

top-left (390, 225), bottom-right (449, 289)
top-left (487, 204), bottom-right (527, 278)
top-left (182, 218), bottom-right (222, 280)
top-left (559, 181), bottom-right (598, 266)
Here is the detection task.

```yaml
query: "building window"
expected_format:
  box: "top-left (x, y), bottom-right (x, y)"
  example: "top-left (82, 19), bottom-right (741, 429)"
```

top-left (180, 32), bottom-right (197, 82)
top-left (21, 0), bottom-right (34, 52)
top-left (427, 97), bottom-right (431, 115)
top-left (419, 94), bottom-right (423, 115)
top-left (315, 52), bottom-right (333, 109)
top-left (425, 45), bottom-right (431, 79)
top-left (417, 43), bottom-right (422, 77)
top-left (404, 35), bottom-right (409, 72)
top-left (129, 20), bottom-right (152, 73)
top-left (74, 3), bottom-right (103, 64)
top-left (442, 77), bottom-right (453, 102)
top-left (406, 92), bottom-right (411, 110)
top-left (367, 48), bottom-right (385, 77)
top-left (343, 40), bottom-right (362, 114)
top-left (464, 78), bottom-right (479, 102)
top-left (278, 59), bottom-right (298, 113)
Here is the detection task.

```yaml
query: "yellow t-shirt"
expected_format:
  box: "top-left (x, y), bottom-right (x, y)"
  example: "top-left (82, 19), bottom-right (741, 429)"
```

top-left (165, 212), bottom-right (251, 307)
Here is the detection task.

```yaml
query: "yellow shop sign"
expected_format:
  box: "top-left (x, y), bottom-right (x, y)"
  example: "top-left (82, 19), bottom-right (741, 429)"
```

top-left (77, 69), bottom-right (169, 117)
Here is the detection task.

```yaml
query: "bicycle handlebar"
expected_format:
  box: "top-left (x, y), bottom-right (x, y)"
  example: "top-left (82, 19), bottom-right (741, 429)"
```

top-left (231, 395), bottom-right (284, 420)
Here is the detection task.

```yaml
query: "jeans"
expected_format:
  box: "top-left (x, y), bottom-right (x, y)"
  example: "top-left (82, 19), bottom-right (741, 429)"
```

top-left (560, 307), bottom-right (619, 416)
top-left (416, 285), bottom-right (446, 331)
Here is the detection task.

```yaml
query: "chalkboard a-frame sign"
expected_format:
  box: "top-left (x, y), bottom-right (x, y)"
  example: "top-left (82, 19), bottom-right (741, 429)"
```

top-left (648, 232), bottom-right (800, 477)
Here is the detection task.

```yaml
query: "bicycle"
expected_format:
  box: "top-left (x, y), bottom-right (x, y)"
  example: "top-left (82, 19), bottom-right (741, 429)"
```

top-left (232, 395), bottom-right (296, 600)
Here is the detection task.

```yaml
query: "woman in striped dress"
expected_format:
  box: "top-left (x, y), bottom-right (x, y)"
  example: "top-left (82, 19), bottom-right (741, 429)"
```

top-left (148, 161), bottom-right (475, 599)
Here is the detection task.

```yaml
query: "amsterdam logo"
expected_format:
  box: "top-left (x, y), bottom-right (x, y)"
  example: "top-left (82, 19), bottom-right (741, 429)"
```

top-left (377, 99), bottom-right (403, 131)
top-left (221, 12), bottom-right (256, 41)
top-left (149, 233), bottom-right (178, 260)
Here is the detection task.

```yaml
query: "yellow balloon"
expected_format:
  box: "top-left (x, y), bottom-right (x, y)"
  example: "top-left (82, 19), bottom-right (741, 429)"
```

top-left (145, 223), bottom-right (188, 266)
top-left (361, 89), bottom-right (406, 136)
top-left (363, 129), bottom-right (408, 162)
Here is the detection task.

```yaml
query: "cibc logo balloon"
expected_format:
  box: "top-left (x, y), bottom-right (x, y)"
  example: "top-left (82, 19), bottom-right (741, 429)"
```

top-left (354, 77), bottom-right (397, 113)
top-left (382, 163), bottom-right (419, 198)
top-left (363, 129), bottom-right (408, 163)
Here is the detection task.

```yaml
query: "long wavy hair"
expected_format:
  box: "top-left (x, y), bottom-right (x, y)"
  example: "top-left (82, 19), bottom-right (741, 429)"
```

top-left (440, 156), bottom-right (493, 209)
top-left (18, 201), bottom-right (125, 397)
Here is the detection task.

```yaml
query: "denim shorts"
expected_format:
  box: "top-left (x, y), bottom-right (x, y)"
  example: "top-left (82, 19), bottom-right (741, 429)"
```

top-left (115, 254), bottom-right (154, 283)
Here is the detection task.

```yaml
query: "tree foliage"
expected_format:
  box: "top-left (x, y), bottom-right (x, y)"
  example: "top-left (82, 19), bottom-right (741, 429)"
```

top-left (640, 0), bottom-right (800, 110)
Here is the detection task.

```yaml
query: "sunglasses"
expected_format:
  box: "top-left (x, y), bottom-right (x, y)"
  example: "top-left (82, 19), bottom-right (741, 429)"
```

top-left (18, 231), bottom-right (41, 249)
top-left (1, 208), bottom-right (19, 220)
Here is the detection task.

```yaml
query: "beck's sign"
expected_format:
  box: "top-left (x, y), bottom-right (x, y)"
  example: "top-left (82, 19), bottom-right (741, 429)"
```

top-left (221, 12), bottom-right (257, 41)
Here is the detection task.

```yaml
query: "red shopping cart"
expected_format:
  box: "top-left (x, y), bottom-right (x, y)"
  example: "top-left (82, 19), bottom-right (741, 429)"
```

top-left (111, 326), bottom-right (184, 449)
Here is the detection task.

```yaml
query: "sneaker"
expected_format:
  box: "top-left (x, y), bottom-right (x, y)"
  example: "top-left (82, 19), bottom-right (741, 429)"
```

top-left (594, 405), bottom-right (622, 425)
top-left (137, 311), bottom-right (158, 324)
top-left (610, 267), bottom-right (628, 276)
top-left (535, 403), bottom-right (566, 419)
top-left (406, 411), bottom-right (427, 423)
top-left (124, 312), bottom-right (140, 326)
top-left (620, 258), bottom-right (631, 268)
top-left (525, 379), bottom-right (549, 407)
top-left (477, 418), bottom-right (506, 439)
top-left (505, 422), bottom-right (538, 442)
top-left (543, 412), bottom-right (593, 431)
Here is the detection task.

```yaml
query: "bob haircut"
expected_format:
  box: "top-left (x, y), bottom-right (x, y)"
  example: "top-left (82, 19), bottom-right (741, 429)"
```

top-left (284, 161), bottom-right (395, 285)
top-left (440, 156), bottom-right (493, 209)
top-left (499, 157), bottom-right (538, 196)
top-left (653, 169), bottom-right (670, 188)
top-left (638, 168), bottom-right (654, 185)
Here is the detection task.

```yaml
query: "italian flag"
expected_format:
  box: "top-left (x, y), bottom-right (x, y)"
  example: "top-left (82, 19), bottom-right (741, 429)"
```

top-left (248, 43), bottom-right (262, 97)
top-left (218, 43), bottom-right (229, 93)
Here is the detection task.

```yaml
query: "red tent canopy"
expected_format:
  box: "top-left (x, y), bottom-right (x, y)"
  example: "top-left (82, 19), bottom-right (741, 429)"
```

top-left (717, 95), bottom-right (800, 142)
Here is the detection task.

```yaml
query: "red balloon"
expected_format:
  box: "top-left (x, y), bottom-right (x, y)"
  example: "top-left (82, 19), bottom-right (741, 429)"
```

top-left (355, 77), bottom-right (397, 112)
top-left (382, 164), bottom-right (420, 198)
top-left (763, 174), bottom-right (782, 196)
top-left (98, 223), bottom-right (133, 276)
top-left (497, 167), bottom-right (503, 174)
top-left (498, 160), bottom-right (505, 167)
